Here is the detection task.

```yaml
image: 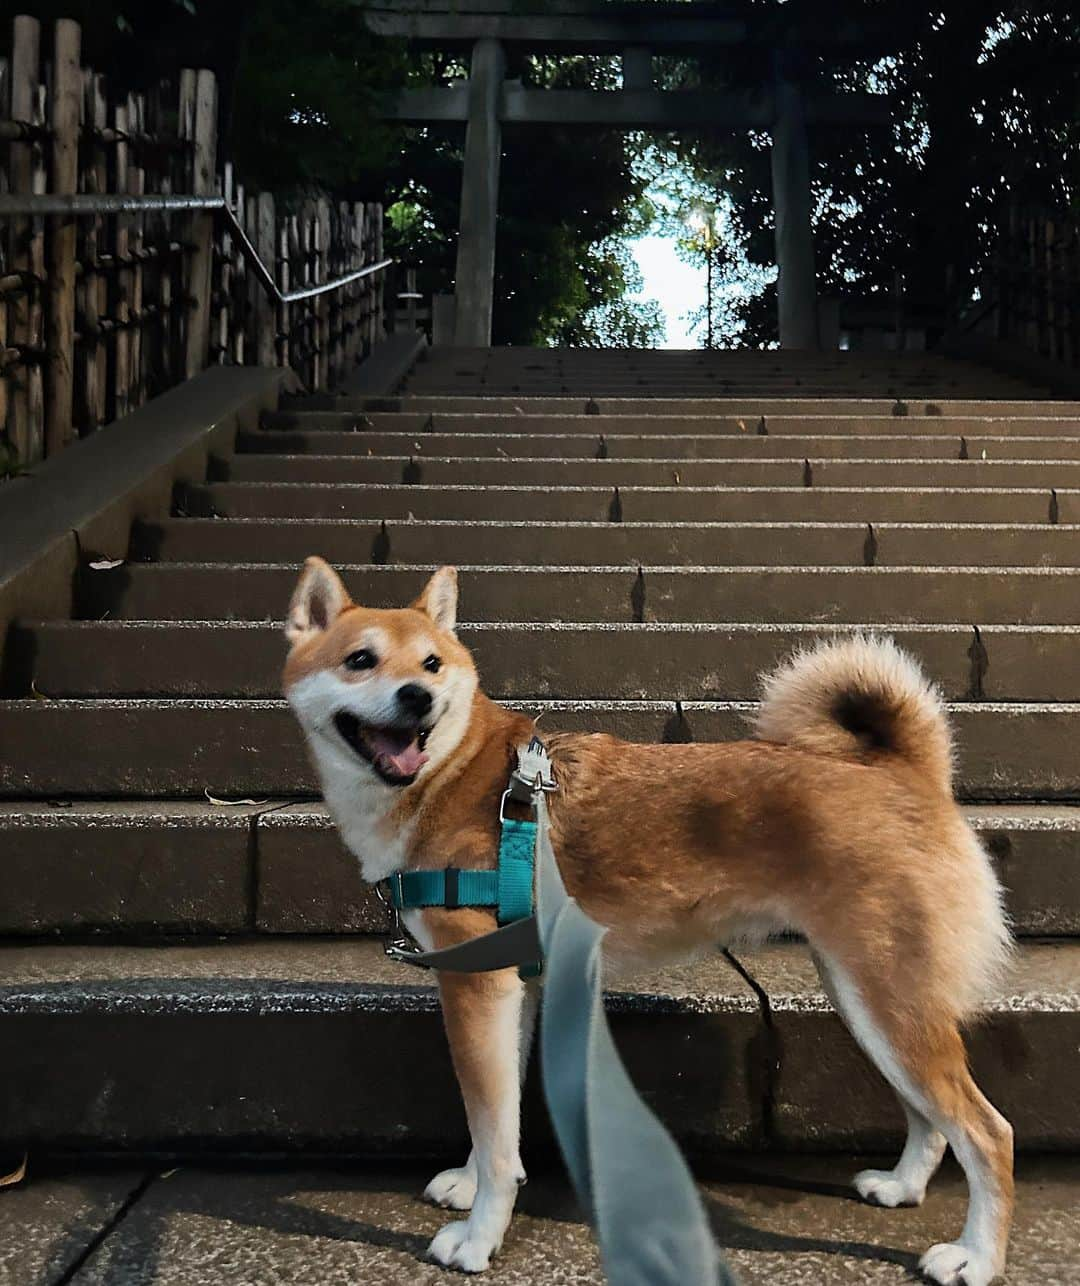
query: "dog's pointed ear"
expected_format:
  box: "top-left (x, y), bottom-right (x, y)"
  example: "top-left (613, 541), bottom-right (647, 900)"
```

top-left (412, 565), bottom-right (458, 633)
top-left (286, 557), bottom-right (352, 644)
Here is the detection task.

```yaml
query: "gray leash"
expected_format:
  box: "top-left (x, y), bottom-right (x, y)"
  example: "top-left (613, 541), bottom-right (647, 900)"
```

top-left (533, 795), bottom-right (735, 1286)
top-left (379, 737), bottom-right (735, 1284)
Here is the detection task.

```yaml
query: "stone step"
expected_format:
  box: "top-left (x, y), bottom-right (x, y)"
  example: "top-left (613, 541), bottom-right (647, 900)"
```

top-left (346, 395), bottom-right (1080, 417)
top-left (137, 517), bottom-right (1080, 569)
top-left (8, 1158), bottom-right (1078, 1284)
top-left (0, 938), bottom-right (1075, 1153)
top-left (403, 366), bottom-right (1042, 384)
top-left (414, 351), bottom-right (1001, 369)
top-left (24, 620), bottom-right (1080, 703)
top-left (221, 453), bottom-right (1080, 489)
top-left (0, 699), bottom-right (1075, 799)
top-left (263, 409), bottom-right (1080, 435)
top-left (6, 799), bottom-right (1071, 937)
top-left (407, 369), bottom-right (1042, 390)
top-left (186, 481), bottom-right (1071, 522)
top-left (400, 382), bottom-right (1044, 399)
top-left (81, 563), bottom-right (1080, 625)
top-left (416, 346), bottom-right (981, 362)
top-left (238, 428), bottom-right (1080, 460)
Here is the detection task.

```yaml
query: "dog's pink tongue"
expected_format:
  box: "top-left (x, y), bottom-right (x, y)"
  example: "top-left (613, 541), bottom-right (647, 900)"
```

top-left (369, 729), bottom-right (428, 778)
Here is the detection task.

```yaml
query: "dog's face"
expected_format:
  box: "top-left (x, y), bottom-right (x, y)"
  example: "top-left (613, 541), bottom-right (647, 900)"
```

top-left (283, 559), bottom-right (477, 789)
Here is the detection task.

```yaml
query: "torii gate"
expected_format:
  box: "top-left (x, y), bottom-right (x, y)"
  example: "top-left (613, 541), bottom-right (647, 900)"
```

top-left (363, 0), bottom-right (893, 349)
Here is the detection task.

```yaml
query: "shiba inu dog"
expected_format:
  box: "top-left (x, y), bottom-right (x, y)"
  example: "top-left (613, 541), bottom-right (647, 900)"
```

top-left (283, 557), bottom-right (1014, 1284)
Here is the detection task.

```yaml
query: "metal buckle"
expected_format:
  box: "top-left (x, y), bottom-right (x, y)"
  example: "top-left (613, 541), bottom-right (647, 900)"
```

top-left (375, 878), bottom-right (427, 966)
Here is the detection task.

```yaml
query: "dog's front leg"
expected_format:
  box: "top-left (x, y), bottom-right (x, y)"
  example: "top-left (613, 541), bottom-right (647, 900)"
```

top-left (426, 979), bottom-right (539, 1213)
top-left (428, 966), bottom-right (526, 1273)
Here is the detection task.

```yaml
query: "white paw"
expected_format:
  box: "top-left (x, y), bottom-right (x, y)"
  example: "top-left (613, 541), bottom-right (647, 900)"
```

top-left (853, 1167), bottom-right (925, 1208)
top-left (424, 1164), bottom-right (478, 1211)
top-left (428, 1219), bottom-right (500, 1274)
top-left (920, 1241), bottom-right (999, 1286)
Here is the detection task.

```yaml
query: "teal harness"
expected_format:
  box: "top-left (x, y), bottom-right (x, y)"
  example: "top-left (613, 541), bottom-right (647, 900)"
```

top-left (381, 736), bottom-right (556, 976)
top-left (387, 818), bottom-right (537, 924)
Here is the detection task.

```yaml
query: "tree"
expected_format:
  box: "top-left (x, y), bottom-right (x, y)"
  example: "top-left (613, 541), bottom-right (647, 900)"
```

top-left (666, 1), bottom-right (1080, 345)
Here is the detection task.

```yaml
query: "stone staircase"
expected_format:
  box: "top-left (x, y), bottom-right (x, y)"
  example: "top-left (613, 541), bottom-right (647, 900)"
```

top-left (1, 346), bottom-right (1078, 1174)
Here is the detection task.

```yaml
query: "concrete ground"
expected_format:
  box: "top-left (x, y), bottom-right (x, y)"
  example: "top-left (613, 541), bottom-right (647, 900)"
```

top-left (2, 1157), bottom-right (1077, 1285)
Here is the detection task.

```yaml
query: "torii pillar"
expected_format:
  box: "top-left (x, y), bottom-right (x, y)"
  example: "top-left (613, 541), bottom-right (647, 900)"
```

top-left (453, 38), bottom-right (505, 346)
top-left (771, 68), bottom-right (819, 348)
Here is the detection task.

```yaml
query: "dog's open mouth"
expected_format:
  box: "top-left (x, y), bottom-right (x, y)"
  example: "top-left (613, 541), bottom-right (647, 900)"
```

top-left (333, 711), bottom-right (431, 786)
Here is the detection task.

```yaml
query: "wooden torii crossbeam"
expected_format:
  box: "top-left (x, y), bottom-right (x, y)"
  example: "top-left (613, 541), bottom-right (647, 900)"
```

top-left (361, 0), bottom-right (896, 348)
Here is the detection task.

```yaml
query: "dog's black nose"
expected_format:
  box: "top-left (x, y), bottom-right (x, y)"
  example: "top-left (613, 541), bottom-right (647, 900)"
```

top-left (396, 683), bottom-right (433, 718)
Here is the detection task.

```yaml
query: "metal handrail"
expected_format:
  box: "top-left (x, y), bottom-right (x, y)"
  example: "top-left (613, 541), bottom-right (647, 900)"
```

top-left (0, 194), bottom-right (226, 214)
top-left (0, 193), bottom-right (394, 306)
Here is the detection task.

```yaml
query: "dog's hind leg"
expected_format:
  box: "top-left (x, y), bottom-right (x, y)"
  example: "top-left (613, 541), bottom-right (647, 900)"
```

top-left (813, 951), bottom-right (947, 1207)
top-left (427, 967), bottom-right (527, 1273)
top-left (425, 978), bottom-right (539, 1214)
top-left (815, 952), bottom-right (1013, 1285)
top-left (854, 1102), bottom-right (947, 1208)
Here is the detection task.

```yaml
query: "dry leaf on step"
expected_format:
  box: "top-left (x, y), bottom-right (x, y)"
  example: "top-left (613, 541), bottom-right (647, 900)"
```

top-left (204, 789), bottom-right (269, 807)
top-left (0, 1154), bottom-right (28, 1189)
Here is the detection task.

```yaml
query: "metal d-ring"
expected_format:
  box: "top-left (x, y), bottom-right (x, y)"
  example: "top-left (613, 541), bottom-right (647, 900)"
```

top-left (375, 878), bottom-right (426, 965)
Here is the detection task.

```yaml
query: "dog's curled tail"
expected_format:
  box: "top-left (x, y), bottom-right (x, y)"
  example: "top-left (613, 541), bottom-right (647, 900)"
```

top-left (754, 635), bottom-right (953, 792)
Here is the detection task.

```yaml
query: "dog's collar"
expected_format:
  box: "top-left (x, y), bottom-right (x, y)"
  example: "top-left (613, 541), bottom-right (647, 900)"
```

top-left (378, 736), bottom-right (556, 976)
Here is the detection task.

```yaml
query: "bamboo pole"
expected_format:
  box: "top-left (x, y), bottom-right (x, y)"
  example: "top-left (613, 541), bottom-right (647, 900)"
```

top-left (128, 93), bottom-right (146, 406)
top-left (81, 69), bottom-right (107, 432)
top-left (182, 67), bottom-right (218, 378)
top-left (10, 15), bottom-right (45, 464)
top-left (44, 17), bottom-right (81, 455)
top-left (113, 97), bottom-right (132, 417)
top-left (316, 197), bottom-right (330, 389)
top-left (254, 192), bottom-right (276, 366)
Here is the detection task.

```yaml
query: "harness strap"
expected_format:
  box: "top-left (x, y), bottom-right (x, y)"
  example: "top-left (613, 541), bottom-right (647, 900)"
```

top-left (389, 868), bottom-right (498, 911)
top-left (495, 817), bottom-right (536, 924)
top-left (384, 915), bottom-right (542, 974)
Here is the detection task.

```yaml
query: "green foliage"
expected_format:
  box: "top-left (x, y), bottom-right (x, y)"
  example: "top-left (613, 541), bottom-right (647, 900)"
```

top-left (669, 1), bottom-right (1080, 345)
top-left (550, 240), bottom-right (666, 348)
top-left (228, 0), bottom-right (408, 194)
top-left (380, 57), bottom-right (662, 345)
top-left (25, 0), bottom-right (1076, 349)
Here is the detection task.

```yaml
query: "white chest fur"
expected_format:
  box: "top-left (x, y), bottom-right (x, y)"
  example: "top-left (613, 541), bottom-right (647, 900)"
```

top-left (316, 753), bottom-right (416, 884)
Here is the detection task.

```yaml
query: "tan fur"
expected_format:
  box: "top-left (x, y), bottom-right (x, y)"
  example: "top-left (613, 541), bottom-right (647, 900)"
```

top-left (283, 562), bottom-right (1015, 1282)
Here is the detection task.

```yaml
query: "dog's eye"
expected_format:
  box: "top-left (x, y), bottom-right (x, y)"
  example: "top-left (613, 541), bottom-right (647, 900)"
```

top-left (422, 654), bottom-right (442, 674)
top-left (343, 649), bottom-right (377, 672)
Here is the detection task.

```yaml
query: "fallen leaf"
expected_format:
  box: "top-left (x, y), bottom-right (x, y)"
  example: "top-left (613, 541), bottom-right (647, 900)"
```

top-left (0, 1154), bottom-right (28, 1189)
top-left (204, 789), bottom-right (269, 807)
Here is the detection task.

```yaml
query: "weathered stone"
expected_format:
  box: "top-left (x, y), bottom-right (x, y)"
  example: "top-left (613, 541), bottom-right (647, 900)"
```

top-left (256, 806), bottom-right (381, 934)
top-left (0, 940), bottom-right (762, 1152)
top-left (0, 802), bottom-right (253, 935)
top-left (3, 699), bottom-right (1078, 799)
top-left (739, 941), bottom-right (1080, 1150)
top-left (17, 1159), bottom-right (1074, 1285)
top-left (0, 1167), bottom-right (147, 1285)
